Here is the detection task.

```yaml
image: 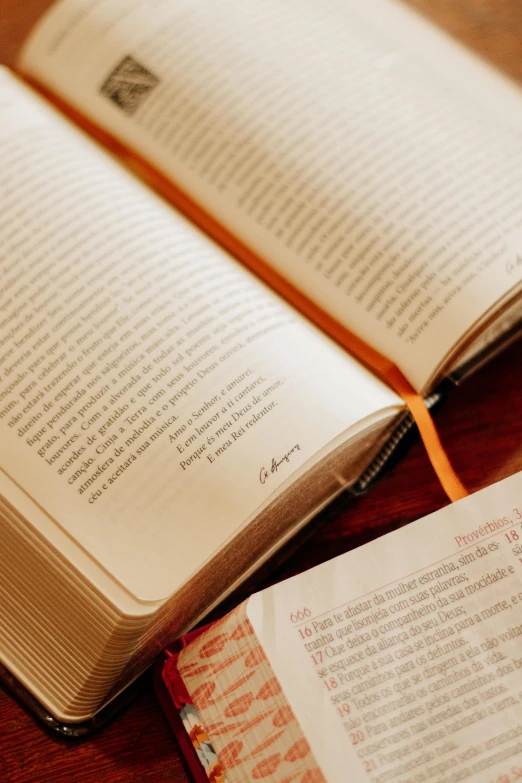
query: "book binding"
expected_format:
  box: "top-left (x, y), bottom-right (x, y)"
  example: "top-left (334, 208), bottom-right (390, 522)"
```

top-left (160, 604), bottom-right (326, 783)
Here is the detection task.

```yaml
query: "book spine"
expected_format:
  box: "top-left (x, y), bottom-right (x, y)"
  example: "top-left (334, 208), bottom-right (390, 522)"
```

top-left (350, 391), bottom-right (443, 496)
top-left (164, 603), bottom-right (326, 783)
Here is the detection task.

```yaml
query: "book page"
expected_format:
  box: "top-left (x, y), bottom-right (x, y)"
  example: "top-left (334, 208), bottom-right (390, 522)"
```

top-left (0, 71), bottom-right (401, 602)
top-left (248, 470), bottom-right (522, 783)
top-left (20, 0), bottom-right (522, 392)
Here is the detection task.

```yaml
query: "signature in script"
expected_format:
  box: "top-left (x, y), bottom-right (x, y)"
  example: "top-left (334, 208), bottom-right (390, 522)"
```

top-left (259, 444), bottom-right (301, 484)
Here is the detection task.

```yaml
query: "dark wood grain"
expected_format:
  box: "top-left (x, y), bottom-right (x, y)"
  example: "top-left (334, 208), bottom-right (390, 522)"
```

top-left (1, 2), bottom-right (522, 782)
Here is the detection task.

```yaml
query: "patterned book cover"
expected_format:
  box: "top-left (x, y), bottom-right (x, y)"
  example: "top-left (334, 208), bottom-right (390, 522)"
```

top-left (157, 603), bottom-right (326, 783)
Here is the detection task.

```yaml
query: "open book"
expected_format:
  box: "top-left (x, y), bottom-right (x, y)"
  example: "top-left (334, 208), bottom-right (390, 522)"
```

top-left (1, 0), bottom-right (522, 724)
top-left (159, 470), bottom-right (522, 783)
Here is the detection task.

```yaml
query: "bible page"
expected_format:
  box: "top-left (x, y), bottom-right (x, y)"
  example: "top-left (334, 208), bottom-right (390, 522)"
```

top-left (248, 469), bottom-right (522, 783)
top-left (0, 70), bottom-right (401, 602)
top-left (19, 0), bottom-right (522, 393)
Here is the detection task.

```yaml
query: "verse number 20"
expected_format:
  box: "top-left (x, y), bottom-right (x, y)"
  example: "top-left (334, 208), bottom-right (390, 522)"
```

top-left (350, 731), bottom-right (365, 745)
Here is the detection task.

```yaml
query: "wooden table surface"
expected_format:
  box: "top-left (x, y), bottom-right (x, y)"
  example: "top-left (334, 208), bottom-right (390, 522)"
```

top-left (1, 1), bottom-right (522, 781)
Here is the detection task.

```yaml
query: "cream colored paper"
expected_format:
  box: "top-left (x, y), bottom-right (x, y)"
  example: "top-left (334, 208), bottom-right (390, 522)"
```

top-left (20, 0), bottom-right (522, 392)
top-left (0, 71), bottom-right (400, 602)
top-left (249, 471), bottom-right (522, 782)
